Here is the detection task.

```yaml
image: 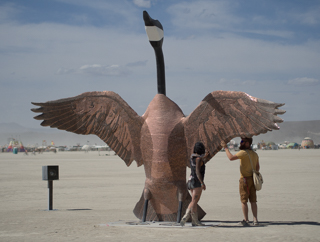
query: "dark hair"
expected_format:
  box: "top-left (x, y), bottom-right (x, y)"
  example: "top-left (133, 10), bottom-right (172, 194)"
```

top-left (241, 137), bottom-right (253, 146)
top-left (193, 142), bottom-right (205, 155)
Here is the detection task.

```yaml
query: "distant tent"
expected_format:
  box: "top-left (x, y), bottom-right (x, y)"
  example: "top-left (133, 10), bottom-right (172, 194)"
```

top-left (266, 142), bottom-right (276, 146)
top-left (266, 142), bottom-right (277, 149)
top-left (82, 145), bottom-right (90, 151)
top-left (287, 143), bottom-right (299, 149)
top-left (19, 141), bottom-right (25, 152)
top-left (278, 144), bottom-right (287, 149)
top-left (7, 141), bottom-right (14, 152)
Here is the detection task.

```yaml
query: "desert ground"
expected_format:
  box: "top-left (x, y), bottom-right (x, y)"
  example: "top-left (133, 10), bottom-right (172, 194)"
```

top-left (1, 149), bottom-right (319, 242)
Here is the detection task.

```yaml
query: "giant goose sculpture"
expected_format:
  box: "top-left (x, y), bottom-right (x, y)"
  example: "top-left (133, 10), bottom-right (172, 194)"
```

top-left (31, 11), bottom-right (285, 222)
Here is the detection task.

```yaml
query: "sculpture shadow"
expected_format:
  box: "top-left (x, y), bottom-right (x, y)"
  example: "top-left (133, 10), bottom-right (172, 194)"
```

top-left (202, 220), bottom-right (320, 228)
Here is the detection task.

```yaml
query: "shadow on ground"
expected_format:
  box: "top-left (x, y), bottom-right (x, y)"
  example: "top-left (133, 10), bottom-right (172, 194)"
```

top-left (202, 220), bottom-right (320, 228)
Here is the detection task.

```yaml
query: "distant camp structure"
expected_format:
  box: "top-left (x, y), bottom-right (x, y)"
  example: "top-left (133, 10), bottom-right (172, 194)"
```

top-left (301, 137), bottom-right (314, 149)
top-left (6, 139), bottom-right (26, 153)
top-left (286, 142), bottom-right (299, 149)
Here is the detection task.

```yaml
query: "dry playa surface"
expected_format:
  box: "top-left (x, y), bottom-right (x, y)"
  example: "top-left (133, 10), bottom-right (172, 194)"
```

top-left (0, 149), bottom-right (320, 242)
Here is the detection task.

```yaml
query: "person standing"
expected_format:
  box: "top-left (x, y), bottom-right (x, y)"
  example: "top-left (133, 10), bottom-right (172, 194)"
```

top-left (180, 142), bottom-right (206, 226)
top-left (221, 138), bottom-right (260, 226)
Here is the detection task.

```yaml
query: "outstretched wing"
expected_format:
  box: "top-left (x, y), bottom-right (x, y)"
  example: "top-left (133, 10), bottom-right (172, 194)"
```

top-left (31, 91), bottom-right (144, 166)
top-left (183, 91), bottom-right (285, 162)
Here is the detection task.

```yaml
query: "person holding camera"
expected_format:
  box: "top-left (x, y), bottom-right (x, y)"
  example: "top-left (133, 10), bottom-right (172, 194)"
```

top-left (221, 138), bottom-right (260, 226)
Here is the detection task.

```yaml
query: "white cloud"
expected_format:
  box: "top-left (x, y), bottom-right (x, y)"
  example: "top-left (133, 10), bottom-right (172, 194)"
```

top-left (0, 2), bottom-right (24, 22)
top-left (167, 0), bottom-right (241, 30)
top-left (241, 80), bottom-right (256, 85)
top-left (57, 67), bottom-right (75, 75)
top-left (56, 0), bottom-right (123, 11)
top-left (218, 78), bottom-right (255, 86)
top-left (287, 77), bottom-right (319, 86)
top-left (126, 60), bottom-right (148, 67)
top-left (242, 29), bottom-right (294, 39)
top-left (53, 0), bottom-right (141, 27)
top-left (289, 8), bottom-right (320, 25)
top-left (218, 78), bottom-right (241, 85)
top-left (57, 64), bottom-right (131, 76)
top-left (133, 0), bottom-right (151, 8)
top-left (164, 34), bottom-right (320, 77)
top-left (79, 64), bottom-right (131, 76)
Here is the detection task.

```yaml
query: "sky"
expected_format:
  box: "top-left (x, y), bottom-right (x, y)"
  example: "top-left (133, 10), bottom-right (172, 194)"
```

top-left (1, 0), bottom-right (320, 130)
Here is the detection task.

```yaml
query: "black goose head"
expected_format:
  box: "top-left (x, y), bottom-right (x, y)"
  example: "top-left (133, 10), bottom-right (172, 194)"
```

top-left (143, 10), bottom-right (164, 49)
top-left (143, 11), bottom-right (166, 96)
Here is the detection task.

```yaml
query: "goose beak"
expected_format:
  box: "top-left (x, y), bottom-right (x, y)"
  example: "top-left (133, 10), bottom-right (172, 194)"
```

top-left (143, 11), bottom-right (153, 26)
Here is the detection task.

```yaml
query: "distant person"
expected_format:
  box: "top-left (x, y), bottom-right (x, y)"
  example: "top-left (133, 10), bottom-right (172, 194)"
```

top-left (221, 138), bottom-right (260, 226)
top-left (180, 142), bottom-right (206, 226)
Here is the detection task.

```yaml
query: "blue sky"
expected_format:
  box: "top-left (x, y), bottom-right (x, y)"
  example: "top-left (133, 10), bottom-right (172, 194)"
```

top-left (1, 0), bottom-right (320, 129)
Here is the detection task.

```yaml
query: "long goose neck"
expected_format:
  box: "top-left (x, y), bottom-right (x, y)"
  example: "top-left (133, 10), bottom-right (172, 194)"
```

top-left (154, 47), bottom-right (166, 96)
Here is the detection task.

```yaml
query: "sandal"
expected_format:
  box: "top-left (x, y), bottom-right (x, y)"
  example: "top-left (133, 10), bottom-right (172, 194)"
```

top-left (239, 220), bottom-right (250, 227)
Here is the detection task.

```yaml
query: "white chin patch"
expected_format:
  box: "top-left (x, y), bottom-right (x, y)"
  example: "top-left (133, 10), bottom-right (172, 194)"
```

top-left (145, 26), bottom-right (164, 41)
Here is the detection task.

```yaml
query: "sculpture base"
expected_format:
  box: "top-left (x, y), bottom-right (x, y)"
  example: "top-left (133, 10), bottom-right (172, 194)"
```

top-left (133, 191), bottom-right (206, 222)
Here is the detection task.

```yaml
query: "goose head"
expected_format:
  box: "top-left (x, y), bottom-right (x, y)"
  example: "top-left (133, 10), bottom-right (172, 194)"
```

top-left (143, 10), bottom-right (164, 49)
top-left (143, 11), bottom-right (166, 95)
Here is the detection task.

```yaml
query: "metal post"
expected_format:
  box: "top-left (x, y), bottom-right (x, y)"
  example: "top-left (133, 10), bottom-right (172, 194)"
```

top-left (142, 199), bottom-right (148, 222)
top-left (48, 180), bottom-right (53, 210)
top-left (176, 201), bottom-right (183, 223)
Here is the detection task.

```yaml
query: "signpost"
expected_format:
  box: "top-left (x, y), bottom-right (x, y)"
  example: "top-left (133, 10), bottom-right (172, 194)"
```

top-left (42, 166), bottom-right (59, 210)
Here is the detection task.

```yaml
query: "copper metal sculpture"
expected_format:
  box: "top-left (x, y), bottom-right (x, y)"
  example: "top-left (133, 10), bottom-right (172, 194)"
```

top-left (31, 11), bottom-right (285, 222)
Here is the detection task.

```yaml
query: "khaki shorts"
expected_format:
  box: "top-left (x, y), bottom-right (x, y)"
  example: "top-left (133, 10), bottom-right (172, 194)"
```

top-left (239, 177), bottom-right (257, 203)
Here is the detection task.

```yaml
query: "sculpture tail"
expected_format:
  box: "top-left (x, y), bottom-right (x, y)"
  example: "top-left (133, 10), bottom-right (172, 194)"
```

top-left (133, 191), bottom-right (206, 222)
